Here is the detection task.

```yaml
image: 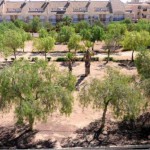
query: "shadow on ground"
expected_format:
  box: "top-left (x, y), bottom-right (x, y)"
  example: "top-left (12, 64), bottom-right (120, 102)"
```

top-left (0, 125), bottom-right (56, 149)
top-left (61, 112), bottom-right (150, 148)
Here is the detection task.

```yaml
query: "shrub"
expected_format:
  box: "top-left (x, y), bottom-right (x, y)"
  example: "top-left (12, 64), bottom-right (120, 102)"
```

top-left (56, 57), bottom-right (99, 62)
top-left (19, 57), bottom-right (24, 61)
top-left (32, 57), bottom-right (38, 62)
top-left (56, 57), bottom-right (67, 62)
top-left (11, 58), bottom-right (15, 61)
top-left (47, 57), bottom-right (51, 62)
top-left (103, 57), bottom-right (114, 61)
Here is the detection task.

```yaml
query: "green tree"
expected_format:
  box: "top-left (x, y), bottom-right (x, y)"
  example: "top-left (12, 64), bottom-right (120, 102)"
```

top-left (104, 33), bottom-right (115, 63)
top-left (29, 16), bottom-right (41, 33)
top-left (107, 23), bottom-right (127, 49)
top-left (39, 28), bottom-right (49, 38)
top-left (3, 29), bottom-right (23, 59)
top-left (34, 36), bottom-right (55, 60)
top-left (62, 16), bottom-right (72, 26)
top-left (75, 21), bottom-right (90, 33)
top-left (80, 29), bottom-right (94, 76)
top-left (68, 34), bottom-right (82, 53)
top-left (122, 31), bottom-right (150, 62)
top-left (58, 26), bottom-right (75, 44)
top-left (66, 52), bottom-right (75, 72)
top-left (0, 60), bottom-right (76, 130)
top-left (91, 26), bottom-right (105, 51)
top-left (67, 34), bottom-right (82, 72)
top-left (80, 68), bottom-right (145, 140)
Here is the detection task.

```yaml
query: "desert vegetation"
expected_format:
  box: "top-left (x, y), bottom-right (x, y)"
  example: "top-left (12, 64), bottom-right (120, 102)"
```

top-left (0, 17), bottom-right (149, 148)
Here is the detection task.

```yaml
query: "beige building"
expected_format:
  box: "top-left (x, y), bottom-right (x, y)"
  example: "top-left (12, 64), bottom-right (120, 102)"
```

top-left (0, 0), bottom-right (125, 24)
top-left (125, 1), bottom-right (150, 21)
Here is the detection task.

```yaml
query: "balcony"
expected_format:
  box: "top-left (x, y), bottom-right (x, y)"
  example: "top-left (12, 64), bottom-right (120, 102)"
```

top-left (95, 7), bottom-right (108, 12)
top-left (51, 7), bottom-right (66, 12)
top-left (29, 8), bottom-right (44, 13)
top-left (73, 7), bottom-right (88, 12)
top-left (7, 8), bottom-right (21, 13)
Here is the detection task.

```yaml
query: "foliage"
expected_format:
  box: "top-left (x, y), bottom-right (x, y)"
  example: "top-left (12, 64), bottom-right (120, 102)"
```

top-left (39, 28), bottom-right (49, 38)
top-left (80, 68), bottom-right (145, 139)
top-left (68, 34), bottom-right (82, 52)
top-left (58, 26), bottom-right (75, 43)
top-left (29, 16), bottom-right (41, 33)
top-left (2, 29), bottom-right (24, 58)
top-left (91, 26), bottom-right (105, 43)
top-left (75, 21), bottom-right (90, 33)
top-left (0, 60), bottom-right (76, 129)
top-left (62, 16), bottom-right (72, 26)
top-left (34, 36), bottom-right (55, 59)
top-left (136, 50), bottom-right (150, 79)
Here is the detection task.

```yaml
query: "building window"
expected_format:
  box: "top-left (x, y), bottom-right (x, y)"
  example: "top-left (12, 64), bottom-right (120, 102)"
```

top-left (51, 7), bottom-right (66, 12)
top-left (94, 7), bottom-right (108, 12)
top-left (73, 7), bottom-right (87, 12)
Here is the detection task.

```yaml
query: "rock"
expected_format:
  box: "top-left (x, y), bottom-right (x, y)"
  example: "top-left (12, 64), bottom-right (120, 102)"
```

top-left (54, 141), bottom-right (62, 149)
top-left (103, 130), bottom-right (108, 135)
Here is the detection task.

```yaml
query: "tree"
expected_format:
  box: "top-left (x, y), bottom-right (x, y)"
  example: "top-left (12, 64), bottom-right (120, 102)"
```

top-left (135, 50), bottom-right (150, 107)
top-left (136, 50), bottom-right (150, 79)
top-left (58, 26), bottom-right (75, 44)
top-left (84, 41), bottom-right (93, 76)
top-left (75, 21), bottom-right (90, 33)
top-left (80, 29), bottom-right (93, 76)
top-left (107, 23), bottom-right (127, 49)
top-left (3, 29), bottom-right (23, 59)
top-left (91, 26), bottom-right (105, 51)
top-left (68, 34), bottom-right (82, 53)
top-left (39, 28), bottom-right (49, 38)
top-left (67, 34), bottom-right (82, 72)
top-left (20, 30), bottom-right (29, 52)
top-left (66, 52), bottom-right (75, 72)
top-left (104, 33), bottom-right (115, 64)
top-left (62, 16), bottom-right (72, 26)
top-left (122, 31), bottom-right (150, 62)
top-left (79, 68), bottom-right (145, 140)
top-left (0, 60), bottom-right (76, 130)
top-left (29, 16), bottom-right (41, 34)
top-left (34, 36), bottom-right (55, 60)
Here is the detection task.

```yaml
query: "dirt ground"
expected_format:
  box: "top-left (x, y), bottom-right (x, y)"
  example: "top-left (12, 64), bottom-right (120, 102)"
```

top-left (0, 41), bottom-right (149, 148)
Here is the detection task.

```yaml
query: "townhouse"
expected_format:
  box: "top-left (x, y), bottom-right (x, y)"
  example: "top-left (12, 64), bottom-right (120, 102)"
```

top-left (0, 0), bottom-right (125, 24)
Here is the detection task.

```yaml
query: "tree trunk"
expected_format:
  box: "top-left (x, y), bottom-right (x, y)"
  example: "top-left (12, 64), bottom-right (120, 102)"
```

top-left (106, 48), bottom-right (110, 64)
top-left (68, 60), bottom-right (72, 72)
top-left (92, 43), bottom-right (95, 51)
top-left (94, 101), bottom-right (109, 140)
top-left (14, 49), bottom-right (17, 59)
top-left (131, 50), bottom-right (134, 62)
top-left (85, 49), bottom-right (91, 76)
top-left (29, 115), bottom-right (34, 131)
top-left (45, 51), bottom-right (47, 61)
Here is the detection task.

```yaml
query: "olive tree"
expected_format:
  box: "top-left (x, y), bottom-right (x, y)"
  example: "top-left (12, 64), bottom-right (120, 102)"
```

top-left (0, 60), bottom-right (76, 130)
top-left (34, 36), bottom-right (55, 60)
top-left (58, 26), bottom-right (75, 44)
top-left (136, 50), bottom-right (150, 102)
top-left (91, 26), bottom-right (105, 51)
top-left (3, 29), bottom-right (23, 59)
top-left (67, 34), bottom-right (82, 72)
top-left (122, 31), bottom-right (150, 62)
top-left (80, 68), bottom-right (145, 140)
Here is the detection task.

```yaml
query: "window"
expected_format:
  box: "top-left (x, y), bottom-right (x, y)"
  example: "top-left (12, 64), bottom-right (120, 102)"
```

top-left (95, 7), bottom-right (108, 12)
top-left (73, 7), bottom-right (87, 12)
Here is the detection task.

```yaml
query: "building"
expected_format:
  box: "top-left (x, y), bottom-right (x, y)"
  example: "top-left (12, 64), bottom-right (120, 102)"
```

top-left (125, 0), bottom-right (150, 21)
top-left (0, 0), bottom-right (125, 24)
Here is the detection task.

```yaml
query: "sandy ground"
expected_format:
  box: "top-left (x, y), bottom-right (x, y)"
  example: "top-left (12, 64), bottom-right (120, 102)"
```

top-left (0, 41), bottom-right (140, 144)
